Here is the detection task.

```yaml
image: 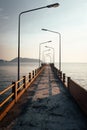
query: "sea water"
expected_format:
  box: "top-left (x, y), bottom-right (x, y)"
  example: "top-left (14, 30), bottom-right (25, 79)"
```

top-left (0, 62), bottom-right (87, 91)
top-left (56, 63), bottom-right (87, 90)
top-left (0, 62), bottom-right (39, 91)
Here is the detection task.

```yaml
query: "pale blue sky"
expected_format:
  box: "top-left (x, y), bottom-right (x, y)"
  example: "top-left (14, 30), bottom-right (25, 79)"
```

top-left (0, 0), bottom-right (87, 62)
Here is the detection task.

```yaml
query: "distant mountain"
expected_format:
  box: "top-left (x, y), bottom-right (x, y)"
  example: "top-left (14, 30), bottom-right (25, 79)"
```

top-left (0, 59), bottom-right (7, 63)
top-left (10, 57), bottom-right (39, 62)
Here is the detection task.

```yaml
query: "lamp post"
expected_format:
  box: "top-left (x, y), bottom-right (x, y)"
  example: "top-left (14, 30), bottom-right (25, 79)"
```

top-left (18, 3), bottom-right (59, 81)
top-left (39, 41), bottom-right (52, 67)
top-left (46, 53), bottom-right (52, 63)
top-left (42, 49), bottom-right (50, 63)
top-left (45, 46), bottom-right (55, 65)
top-left (42, 28), bottom-right (61, 71)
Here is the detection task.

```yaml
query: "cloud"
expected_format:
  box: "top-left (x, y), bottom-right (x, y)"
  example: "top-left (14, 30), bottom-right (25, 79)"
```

top-left (0, 14), bottom-right (9, 20)
top-left (3, 16), bottom-right (9, 20)
top-left (0, 8), bottom-right (3, 12)
top-left (0, 7), bottom-right (9, 20)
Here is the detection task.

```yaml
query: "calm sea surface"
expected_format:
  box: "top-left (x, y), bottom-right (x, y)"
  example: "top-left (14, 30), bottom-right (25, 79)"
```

top-left (0, 62), bottom-right (87, 90)
top-left (0, 62), bottom-right (39, 91)
top-left (56, 63), bottom-right (87, 90)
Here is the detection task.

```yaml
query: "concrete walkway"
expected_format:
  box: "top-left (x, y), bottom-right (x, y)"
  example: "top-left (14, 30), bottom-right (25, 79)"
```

top-left (1, 65), bottom-right (87, 130)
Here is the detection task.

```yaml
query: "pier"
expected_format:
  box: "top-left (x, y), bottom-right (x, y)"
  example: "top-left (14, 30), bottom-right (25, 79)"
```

top-left (0, 64), bottom-right (87, 129)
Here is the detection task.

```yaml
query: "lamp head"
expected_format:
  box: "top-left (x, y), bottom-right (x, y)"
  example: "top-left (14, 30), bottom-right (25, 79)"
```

top-left (48, 40), bottom-right (52, 42)
top-left (47, 3), bottom-right (60, 8)
top-left (42, 28), bottom-right (48, 31)
top-left (45, 46), bottom-right (48, 48)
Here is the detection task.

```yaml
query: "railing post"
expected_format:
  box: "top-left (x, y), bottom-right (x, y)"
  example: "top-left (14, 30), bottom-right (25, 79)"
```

top-left (29, 72), bottom-right (31, 82)
top-left (12, 82), bottom-right (15, 100)
top-left (57, 70), bottom-right (60, 78)
top-left (32, 70), bottom-right (34, 78)
top-left (60, 71), bottom-right (62, 79)
top-left (63, 73), bottom-right (66, 83)
top-left (67, 77), bottom-right (70, 88)
top-left (12, 81), bottom-right (17, 102)
top-left (35, 69), bottom-right (37, 76)
top-left (23, 76), bottom-right (26, 89)
top-left (37, 68), bottom-right (39, 73)
top-left (57, 69), bottom-right (59, 76)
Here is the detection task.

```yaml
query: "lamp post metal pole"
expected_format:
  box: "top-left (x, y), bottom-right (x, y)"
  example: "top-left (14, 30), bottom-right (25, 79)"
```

top-left (42, 49), bottom-right (50, 63)
top-left (18, 3), bottom-right (59, 81)
top-left (39, 41), bottom-right (52, 67)
top-left (46, 54), bottom-right (52, 63)
top-left (45, 46), bottom-right (55, 65)
top-left (42, 29), bottom-right (61, 71)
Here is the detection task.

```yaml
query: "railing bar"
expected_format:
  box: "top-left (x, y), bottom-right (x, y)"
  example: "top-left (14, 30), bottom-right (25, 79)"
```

top-left (0, 93), bottom-right (14, 107)
top-left (0, 66), bottom-right (44, 120)
top-left (25, 78), bottom-right (29, 83)
top-left (26, 78), bottom-right (28, 81)
top-left (0, 84), bottom-right (14, 95)
top-left (17, 84), bottom-right (24, 91)
top-left (16, 77), bottom-right (24, 84)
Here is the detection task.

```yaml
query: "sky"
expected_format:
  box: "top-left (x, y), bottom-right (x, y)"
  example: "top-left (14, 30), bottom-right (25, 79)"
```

top-left (0, 0), bottom-right (87, 63)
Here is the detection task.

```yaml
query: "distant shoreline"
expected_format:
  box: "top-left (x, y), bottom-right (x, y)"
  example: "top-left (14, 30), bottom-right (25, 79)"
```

top-left (0, 57), bottom-right (39, 63)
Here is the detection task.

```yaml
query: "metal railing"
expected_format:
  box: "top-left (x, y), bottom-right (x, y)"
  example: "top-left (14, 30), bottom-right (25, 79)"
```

top-left (50, 64), bottom-right (87, 116)
top-left (0, 66), bottom-right (45, 121)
